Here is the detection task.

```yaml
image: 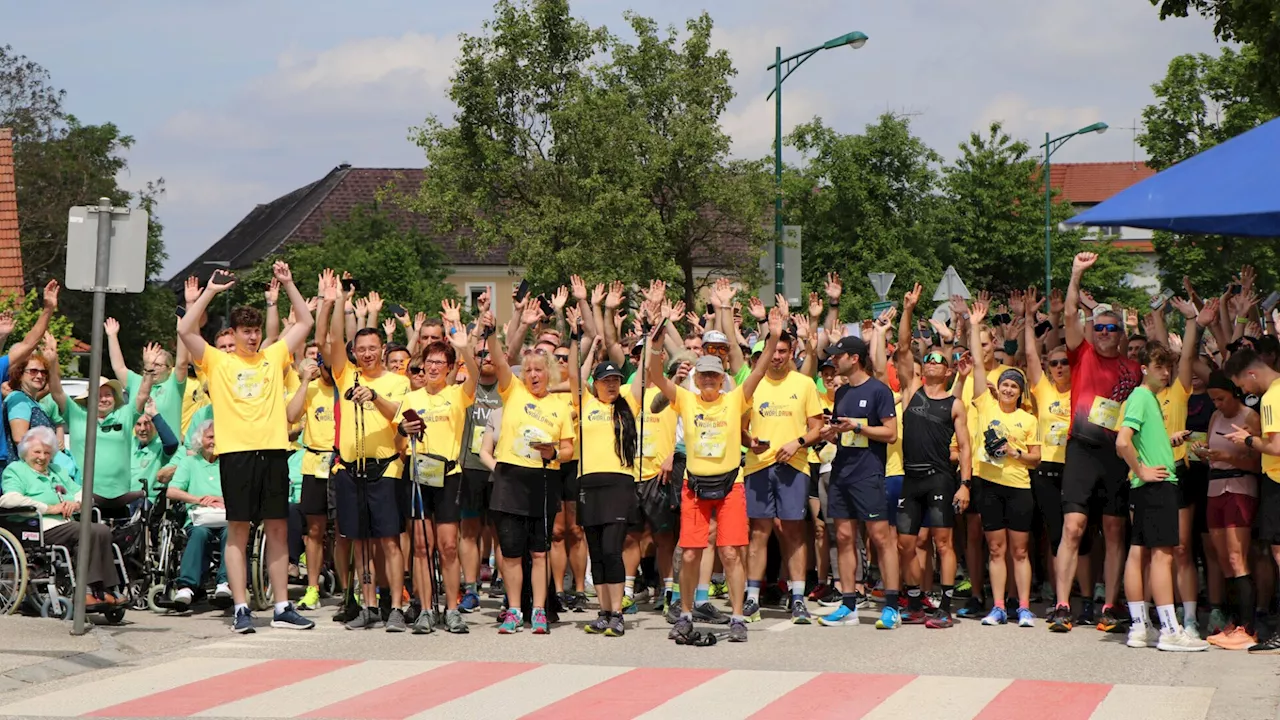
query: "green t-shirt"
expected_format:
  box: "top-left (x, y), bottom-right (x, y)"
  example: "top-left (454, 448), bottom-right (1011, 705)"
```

top-left (66, 400), bottom-right (139, 500)
top-left (132, 437), bottom-right (173, 501)
top-left (127, 370), bottom-right (182, 439)
top-left (1121, 385), bottom-right (1178, 488)
top-left (170, 453), bottom-right (222, 511)
top-left (0, 462), bottom-right (80, 520)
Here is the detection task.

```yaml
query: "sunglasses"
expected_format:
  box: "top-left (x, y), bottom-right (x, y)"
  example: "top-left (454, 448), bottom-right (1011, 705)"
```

top-left (101, 423), bottom-right (123, 433)
top-left (952, 351), bottom-right (967, 362)
top-left (1047, 358), bottom-right (1069, 368)
top-left (922, 352), bottom-right (948, 365)
top-left (1093, 323), bottom-right (1121, 333)
top-left (408, 365), bottom-right (425, 375)
top-left (554, 354), bottom-right (570, 363)
top-left (24, 368), bottom-right (47, 377)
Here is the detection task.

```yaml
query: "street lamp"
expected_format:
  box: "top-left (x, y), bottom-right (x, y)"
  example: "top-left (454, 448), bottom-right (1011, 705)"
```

top-left (767, 31), bottom-right (869, 300)
top-left (202, 260), bottom-right (232, 329)
top-left (1042, 122), bottom-right (1108, 294)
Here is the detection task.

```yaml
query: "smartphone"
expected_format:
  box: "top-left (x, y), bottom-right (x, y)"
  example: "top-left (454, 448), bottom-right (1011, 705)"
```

top-left (994, 313), bottom-right (1012, 326)
top-left (1227, 283), bottom-right (1242, 295)
top-left (537, 294), bottom-right (554, 318)
top-left (650, 318), bottom-right (667, 342)
top-left (530, 442), bottom-right (556, 452)
top-left (174, 305), bottom-right (186, 319)
top-left (754, 438), bottom-right (771, 449)
top-left (514, 279), bottom-right (530, 304)
top-left (210, 270), bottom-right (234, 286)
top-left (341, 277), bottom-right (358, 293)
top-left (1149, 288), bottom-right (1175, 310)
top-left (1262, 291), bottom-right (1280, 313)
top-left (1035, 319), bottom-right (1053, 338)
top-left (387, 303), bottom-right (407, 318)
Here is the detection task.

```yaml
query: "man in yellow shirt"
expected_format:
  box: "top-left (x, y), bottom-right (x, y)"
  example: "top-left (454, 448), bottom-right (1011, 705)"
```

top-left (177, 261), bottom-right (314, 634)
top-left (742, 332), bottom-right (825, 625)
top-left (318, 270), bottom-right (411, 633)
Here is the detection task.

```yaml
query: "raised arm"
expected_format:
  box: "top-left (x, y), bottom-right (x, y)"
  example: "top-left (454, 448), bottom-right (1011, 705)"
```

top-left (1024, 287), bottom-right (1045, 388)
top-left (103, 318), bottom-right (129, 384)
top-left (742, 306), bottom-right (783, 403)
top-left (506, 296), bottom-right (544, 368)
top-left (8, 281), bottom-right (59, 367)
top-left (178, 273), bottom-right (236, 365)
top-left (602, 281), bottom-right (627, 368)
top-left (1064, 252), bottom-right (1097, 351)
top-left (320, 269), bottom-right (348, 378)
top-left (272, 263), bottom-right (313, 358)
top-left (286, 360), bottom-right (316, 425)
top-left (134, 343), bottom-right (161, 413)
top-left (823, 273), bottom-right (842, 342)
top-left (447, 309), bottom-right (481, 401)
top-left (488, 315), bottom-right (515, 393)
top-left (314, 270), bottom-right (335, 358)
top-left (263, 279), bottom-right (281, 348)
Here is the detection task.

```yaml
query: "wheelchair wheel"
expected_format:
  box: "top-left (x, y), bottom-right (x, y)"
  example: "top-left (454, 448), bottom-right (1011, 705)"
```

top-left (146, 584), bottom-right (167, 613)
top-left (249, 525), bottom-right (272, 612)
top-left (102, 607), bottom-right (126, 625)
top-left (319, 567), bottom-right (337, 598)
top-left (40, 595), bottom-right (72, 620)
top-left (0, 527), bottom-right (28, 615)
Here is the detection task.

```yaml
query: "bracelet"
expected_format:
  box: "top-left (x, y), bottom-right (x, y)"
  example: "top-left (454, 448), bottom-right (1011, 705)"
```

top-left (266, 302), bottom-right (276, 307)
top-left (345, 310), bottom-right (355, 315)
top-left (827, 300), bottom-right (840, 308)
top-left (1236, 317), bottom-right (1249, 325)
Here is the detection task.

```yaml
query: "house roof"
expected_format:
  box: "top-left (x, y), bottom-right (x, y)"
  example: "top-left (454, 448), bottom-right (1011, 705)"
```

top-left (1048, 161), bottom-right (1156, 204)
top-left (0, 129), bottom-right (26, 299)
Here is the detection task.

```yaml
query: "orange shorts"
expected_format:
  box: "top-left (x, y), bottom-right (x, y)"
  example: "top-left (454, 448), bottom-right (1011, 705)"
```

top-left (679, 480), bottom-right (749, 548)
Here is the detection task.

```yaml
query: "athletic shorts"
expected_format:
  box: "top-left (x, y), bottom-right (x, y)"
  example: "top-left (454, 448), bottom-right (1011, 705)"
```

top-left (219, 450), bottom-right (290, 523)
top-left (629, 479), bottom-right (677, 534)
top-left (1061, 437), bottom-right (1129, 517)
top-left (826, 472), bottom-right (887, 523)
top-left (964, 475), bottom-right (984, 516)
top-left (808, 463), bottom-right (822, 500)
top-left (896, 470), bottom-right (953, 536)
top-left (884, 475), bottom-right (904, 526)
top-left (426, 471), bottom-right (468, 524)
top-left (459, 468), bottom-right (491, 521)
top-left (1129, 482), bottom-right (1180, 548)
top-left (561, 461), bottom-right (580, 503)
top-left (979, 480), bottom-right (1034, 533)
top-left (577, 472), bottom-right (635, 527)
top-left (300, 475), bottom-right (333, 517)
top-left (1180, 461), bottom-right (1210, 534)
top-left (679, 480), bottom-right (748, 549)
top-left (1256, 482), bottom-right (1280, 545)
top-left (333, 468), bottom-right (402, 540)
top-left (1206, 492), bottom-right (1257, 530)
top-left (745, 465), bottom-right (808, 521)
top-left (493, 510), bottom-right (551, 557)
top-left (1031, 462), bottom-right (1093, 555)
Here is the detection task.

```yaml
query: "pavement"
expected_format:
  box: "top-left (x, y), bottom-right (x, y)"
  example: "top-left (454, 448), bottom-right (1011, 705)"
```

top-left (0, 595), bottom-right (1277, 719)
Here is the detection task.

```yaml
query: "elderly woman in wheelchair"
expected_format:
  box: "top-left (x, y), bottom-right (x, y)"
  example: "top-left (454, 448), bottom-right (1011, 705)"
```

top-left (166, 420), bottom-right (231, 610)
top-left (0, 427), bottom-right (126, 611)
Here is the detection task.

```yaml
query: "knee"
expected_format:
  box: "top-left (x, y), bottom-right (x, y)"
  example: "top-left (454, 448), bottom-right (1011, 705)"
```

top-left (681, 548), bottom-right (700, 567)
top-left (437, 536), bottom-right (459, 559)
top-left (1011, 545), bottom-right (1029, 562)
top-left (988, 543), bottom-right (1007, 559)
top-left (835, 525), bottom-right (855, 546)
top-left (934, 537), bottom-right (954, 556)
top-left (1227, 550), bottom-right (1247, 572)
top-left (1061, 520), bottom-right (1085, 543)
top-left (719, 546), bottom-right (741, 566)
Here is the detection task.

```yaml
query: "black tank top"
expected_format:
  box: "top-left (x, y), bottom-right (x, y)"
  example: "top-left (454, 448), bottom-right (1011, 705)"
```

top-left (902, 387), bottom-right (956, 473)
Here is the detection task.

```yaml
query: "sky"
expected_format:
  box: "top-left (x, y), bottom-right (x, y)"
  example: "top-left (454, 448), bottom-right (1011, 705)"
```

top-left (6, 1), bottom-right (1221, 280)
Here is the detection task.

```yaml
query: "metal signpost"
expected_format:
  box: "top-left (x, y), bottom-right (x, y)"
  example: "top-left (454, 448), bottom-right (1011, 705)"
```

top-left (65, 198), bottom-right (148, 635)
top-left (758, 226), bottom-right (803, 308)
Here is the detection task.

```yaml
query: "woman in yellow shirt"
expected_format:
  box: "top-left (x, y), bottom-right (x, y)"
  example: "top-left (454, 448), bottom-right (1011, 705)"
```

top-left (487, 327), bottom-right (576, 635)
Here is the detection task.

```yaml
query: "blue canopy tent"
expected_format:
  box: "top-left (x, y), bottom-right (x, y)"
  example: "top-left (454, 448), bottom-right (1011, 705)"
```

top-left (1067, 116), bottom-right (1280, 236)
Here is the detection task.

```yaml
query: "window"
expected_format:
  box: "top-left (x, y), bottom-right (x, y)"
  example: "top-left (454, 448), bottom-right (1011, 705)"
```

top-left (1098, 225), bottom-right (1123, 238)
top-left (467, 283), bottom-right (495, 312)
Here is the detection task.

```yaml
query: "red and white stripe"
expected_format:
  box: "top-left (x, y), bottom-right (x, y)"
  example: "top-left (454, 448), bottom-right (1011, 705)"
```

top-left (0, 658), bottom-right (1214, 719)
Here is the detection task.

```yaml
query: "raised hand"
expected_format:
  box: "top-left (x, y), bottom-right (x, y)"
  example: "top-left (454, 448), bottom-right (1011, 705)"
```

top-left (669, 300), bottom-right (686, 323)
top-left (1242, 265), bottom-right (1257, 295)
top-left (793, 314), bottom-right (811, 340)
top-left (1023, 287), bottom-right (1042, 318)
top-left (306, 296), bottom-right (320, 313)
top-left (271, 261), bottom-right (293, 286)
top-left (969, 296), bottom-right (989, 322)
top-left (767, 304), bottom-right (786, 337)
top-left (747, 296), bottom-right (767, 322)
top-left (184, 276), bottom-right (202, 305)
top-left (1170, 296), bottom-right (1197, 319)
top-left (366, 291), bottom-right (384, 316)
top-left (591, 283), bottom-right (606, 307)
top-left (1196, 297), bottom-right (1220, 329)
top-left (570, 275), bottom-right (587, 302)
top-left (874, 306), bottom-right (897, 328)
top-left (445, 318), bottom-right (469, 349)
top-left (808, 291), bottom-right (823, 319)
top-left (142, 342), bottom-right (163, 370)
top-left (1008, 289), bottom-right (1024, 318)
top-left (382, 318), bottom-right (396, 338)
top-left (824, 272), bottom-right (842, 302)
top-left (265, 278), bottom-right (280, 305)
top-left (42, 280), bottom-right (59, 311)
top-left (566, 305), bottom-right (582, 334)
top-left (551, 285), bottom-right (569, 312)
top-left (1049, 288), bottom-right (1065, 315)
top-left (103, 317), bottom-right (120, 337)
top-left (1229, 289), bottom-right (1257, 319)
top-left (441, 298), bottom-right (462, 325)
top-left (477, 289), bottom-right (491, 313)
top-left (605, 281), bottom-right (625, 310)
top-left (40, 332), bottom-right (57, 363)
top-left (1073, 252), bottom-right (1098, 274)
top-left (711, 278), bottom-right (736, 308)
top-left (354, 297), bottom-right (368, 316)
top-left (207, 271), bottom-right (235, 294)
top-left (521, 299), bottom-right (545, 326)
top-left (904, 283), bottom-right (922, 311)
top-left (320, 269), bottom-right (339, 302)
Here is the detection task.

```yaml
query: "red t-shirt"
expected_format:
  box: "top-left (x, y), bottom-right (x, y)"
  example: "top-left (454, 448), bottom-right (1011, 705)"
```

top-left (1067, 339), bottom-right (1141, 445)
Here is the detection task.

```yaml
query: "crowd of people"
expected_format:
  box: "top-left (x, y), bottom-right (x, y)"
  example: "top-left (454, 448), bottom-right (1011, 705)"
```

top-left (4, 253), bottom-right (1280, 654)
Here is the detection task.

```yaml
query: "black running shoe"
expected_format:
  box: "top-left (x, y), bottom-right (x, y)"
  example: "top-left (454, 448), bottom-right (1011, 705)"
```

top-left (1077, 599), bottom-right (1096, 627)
top-left (692, 602), bottom-right (730, 625)
top-left (1048, 604), bottom-right (1073, 633)
top-left (1249, 632), bottom-right (1280, 654)
top-left (1097, 606), bottom-right (1126, 633)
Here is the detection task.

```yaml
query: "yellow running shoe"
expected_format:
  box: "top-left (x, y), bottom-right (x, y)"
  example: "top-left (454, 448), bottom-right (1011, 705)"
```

top-left (298, 585), bottom-right (321, 611)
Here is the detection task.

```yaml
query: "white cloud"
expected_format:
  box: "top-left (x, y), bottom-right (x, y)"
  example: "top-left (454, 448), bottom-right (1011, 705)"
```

top-left (976, 93), bottom-right (1107, 145)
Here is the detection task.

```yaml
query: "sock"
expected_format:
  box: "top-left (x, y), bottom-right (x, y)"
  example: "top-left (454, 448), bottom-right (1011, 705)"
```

top-left (842, 593), bottom-right (858, 611)
top-left (1128, 601), bottom-right (1148, 627)
top-left (993, 598), bottom-right (1005, 610)
top-left (906, 585), bottom-right (922, 611)
top-left (711, 573), bottom-right (726, 585)
top-left (1157, 604), bottom-right (1180, 634)
top-left (234, 603), bottom-right (248, 614)
top-left (789, 580), bottom-right (805, 601)
top-left (274, 600), bottom-right (290, 614)
top-left (670, 581), bottom-right (681, 602)
top-left (464, 582), bottom-right (477, 595)
top-left (731, 614), bottom-right (745, 623)
top-left (940, 585), bottom-right (954, 613)
top-left (680, 611), bottom-right (692, 621)
top-left (1183, 600), bottom-right (1197, 625)
top-left (1019, 600), bottom-right (1030, 611)
top-left (624, 577), bottom-right (635, 599)
top-left (746, 580), bottom-right (762, 603)
top-left (884, 590), bottom-right (898, 609)
top-left (694, 584), bottom-right (710, 605)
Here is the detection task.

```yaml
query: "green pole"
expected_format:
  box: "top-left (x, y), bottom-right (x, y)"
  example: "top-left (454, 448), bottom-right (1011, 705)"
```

top-left (1043, 131), bottom-right (1052, 295)
top-left (774, 45), bottom-right (784, 300)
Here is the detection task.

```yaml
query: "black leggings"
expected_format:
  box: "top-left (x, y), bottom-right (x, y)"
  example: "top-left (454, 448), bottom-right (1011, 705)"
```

top-left (583, 522), bottom-right (627, 585)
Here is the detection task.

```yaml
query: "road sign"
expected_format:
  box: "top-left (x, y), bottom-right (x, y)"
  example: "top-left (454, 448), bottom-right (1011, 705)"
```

top-left (65, 204), bottom-right (149, 293)
top-left (871, 300), bottom-right (896, 318)
top-left (867, 272), bottom-right (896, 301)
top-left (932, 265), bottom-right (970, 302)
top-left (759, 226), bottom-right (802, 307)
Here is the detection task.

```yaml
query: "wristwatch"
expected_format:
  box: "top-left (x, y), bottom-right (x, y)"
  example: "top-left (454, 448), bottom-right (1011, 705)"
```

top-left (853, 423), bottom-right (863, 435)
top-left (1246, 435), bottom-right (1256, 448)
top-left (960, 478), bottom-right (972, 488)
top-left (796, 436), bottom-right (807, 448)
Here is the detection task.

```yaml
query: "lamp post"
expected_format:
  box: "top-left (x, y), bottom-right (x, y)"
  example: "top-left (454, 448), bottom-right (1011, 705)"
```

top-left (768, 31), bottom-right (868, 300)
top-left (202, 260), bottom-right (232, 329)
top-left (1042, 122), bottom-right (1108, 294)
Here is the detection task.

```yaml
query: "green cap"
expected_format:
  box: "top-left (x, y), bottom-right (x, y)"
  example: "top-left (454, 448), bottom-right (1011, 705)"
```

top-left (751, 340), bottom-right (765, 355)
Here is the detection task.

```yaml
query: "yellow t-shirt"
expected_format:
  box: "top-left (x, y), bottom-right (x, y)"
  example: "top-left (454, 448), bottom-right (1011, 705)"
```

top-left (973, 392), bottom-right (1039, 489)
top-left (1157, 379), bottom-right (1192, 463)
top-left (495, 381), bottom-right (576, 470)
top-left (579, 393), bottom-right (642, 477)
top-left (631, 385), bottom-right (678, 482)
top-left (333, 365), bottom-right (409, 477)
top-left (195, 342), bottom-right (293, 454)
top-left (1261, 378), bottom-right (1280, 482)
top-left (299, 381), bottom-right (337, 476)
top-left (808, 392), bottom-right (836, 467)
top-left (1032, 375), bottom-right (1071, 465)
top-left (180, 375), bottom-right (209, 438)
top-left (961, 364), bottom-right (1014, 475)
top-left (674, 386), bottom-right (748, 478)
top-left (744, 372), bottom-right (823, 477)
top-left (397, 384), bottom-right (475, 474)
top-left (885, 398), bottom-right (905, 477)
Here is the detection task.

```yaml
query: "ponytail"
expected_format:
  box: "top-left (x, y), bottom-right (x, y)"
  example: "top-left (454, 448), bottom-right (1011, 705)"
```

top-left (611, 396), bottom-right (639, 469)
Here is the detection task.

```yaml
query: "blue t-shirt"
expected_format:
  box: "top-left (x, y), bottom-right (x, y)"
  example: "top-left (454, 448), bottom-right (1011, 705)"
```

top-left (830, 377), bottom-right (896, 483)
top-left (0, 355), bottom-right (13, 461)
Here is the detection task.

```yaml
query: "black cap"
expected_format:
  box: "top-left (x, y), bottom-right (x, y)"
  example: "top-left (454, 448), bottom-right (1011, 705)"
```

top-left (593, 361), bottom-right (625, 382)
top-left (826, 335), bottom-right (868, 358)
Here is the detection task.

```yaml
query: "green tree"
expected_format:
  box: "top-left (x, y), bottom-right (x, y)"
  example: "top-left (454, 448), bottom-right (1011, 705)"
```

top-left (941, 122), bottom-right (1138, 304)
top-left (1138, 48), bottom-right (1280, 292)
top-left (223, 203), bottom-right (459, 322)
top-left (784, 114), bottom-right (947, 319)
top-left (1150, 0), bottom-right (1280, 110)
top-left (409, 0), bottom-right (770, 308)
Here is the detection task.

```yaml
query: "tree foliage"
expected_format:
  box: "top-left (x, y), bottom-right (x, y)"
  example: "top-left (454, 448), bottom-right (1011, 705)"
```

top-left (1138, 47), bottom-right (1280, 292)
top-left (1150, 0), bottom-right (1280, 110)
top-left (409, 0), bottom-right (770, 308)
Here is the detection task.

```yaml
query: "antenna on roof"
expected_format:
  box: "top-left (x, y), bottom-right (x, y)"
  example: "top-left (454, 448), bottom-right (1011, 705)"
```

top-left (1118, 118), bottom-right (1142, 169)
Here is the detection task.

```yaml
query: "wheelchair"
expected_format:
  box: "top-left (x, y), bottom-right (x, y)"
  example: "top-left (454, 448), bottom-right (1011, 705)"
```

top-left (0, 508), bottom-right (129, 624)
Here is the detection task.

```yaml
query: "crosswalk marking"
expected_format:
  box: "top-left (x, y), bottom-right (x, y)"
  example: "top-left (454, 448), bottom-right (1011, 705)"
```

top-left (0, 658), bottom-right (1216, 720)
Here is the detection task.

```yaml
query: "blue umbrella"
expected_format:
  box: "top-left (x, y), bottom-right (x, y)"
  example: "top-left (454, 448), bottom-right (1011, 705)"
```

top-left (1067, 117), bottom-right (1280, 237)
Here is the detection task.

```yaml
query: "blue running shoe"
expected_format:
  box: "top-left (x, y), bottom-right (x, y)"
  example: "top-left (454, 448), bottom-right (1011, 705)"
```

top-left (1017, 608), bottom-right (1036, 628)
top-left (271, 603), bottom-right (315, 630)
top-left (818, 605), bottom-right (860, 626)
top-left (875, 606), bottom-right (900, 630)
top-left (459, 591), bottom-right (481, 613)
top-left (233, 606), bottom-right (256, 634)
top-left (982, 607), bottom-right (1008, 626)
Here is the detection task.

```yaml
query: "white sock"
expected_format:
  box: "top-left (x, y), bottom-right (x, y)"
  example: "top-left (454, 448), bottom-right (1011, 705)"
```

top-left (274, 600), bottom-right (290, 614)
top-left (624, 576), bottom-right (635, 599)
top-left (1128, 601), bottom-right (1148, 628)
top-left (746, 585), bottom-right (761, 602)
top-left (1157, 604), bottom-right (1180, 634)
top-left (1183, 600), bottom-right (1197, 623)
top-left (234, 603), bottom-right (248, 614)
top-left (789, 580), bottom-right (805, 599)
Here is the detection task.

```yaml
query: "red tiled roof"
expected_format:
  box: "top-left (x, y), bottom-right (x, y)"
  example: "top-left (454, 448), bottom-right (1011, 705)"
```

top-left (0, 129), bottom-right (25, 300)
top-left (1047, 162), bottom-right (1156, 204)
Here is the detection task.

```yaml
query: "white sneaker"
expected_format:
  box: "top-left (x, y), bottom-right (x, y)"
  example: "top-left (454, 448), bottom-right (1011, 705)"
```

top-left (1127, 623), bottom-right (1157, 648)
top-left (1183, 619), bottom-right (1201, 640)
top-left (1157, 628), bottom-right (1210, 652)
top-left (173, 587), bottom-right (194, 608)
top-left (214, 583), bottom-right (232, 600)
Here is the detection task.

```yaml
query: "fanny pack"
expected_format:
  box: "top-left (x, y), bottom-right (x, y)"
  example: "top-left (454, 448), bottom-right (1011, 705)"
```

top-left (687, 470), bottom-right (738, 501)
top-left (347, 456), bottom-right (398, 482)
top-left (1209, 469), bottom-right (1246, 481)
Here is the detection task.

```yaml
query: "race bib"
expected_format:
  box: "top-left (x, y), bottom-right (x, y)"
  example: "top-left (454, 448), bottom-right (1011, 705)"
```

top-left (642, 427), bottom-right (657, 458)
top-left (413, 454), bottom-right (446, 488)
top-left (1188, 431), bottom-right (1208, 462)
top-left (1087, 397), bottom-right (1121, 430)
top-left (315, 451), bottom-right (333, 480)
top-left (818, 442), bottom-right (837, 464)
top-left (693, 428), bottom-right (727, 459)
top-left (515, 426), bottom-right (553, 461)
top-left (234, 369), bottom-right (264, 400)
top-left (469, 426), bottom-right (485, 455)
top-left (1046, 422), bottom-right (1068, 447)
top-left (840, 418), bottom-right (869, 449)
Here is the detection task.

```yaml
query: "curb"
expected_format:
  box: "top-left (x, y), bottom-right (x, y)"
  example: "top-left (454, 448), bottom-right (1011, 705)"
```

top-left (0, 626), bottom-right (130, 691)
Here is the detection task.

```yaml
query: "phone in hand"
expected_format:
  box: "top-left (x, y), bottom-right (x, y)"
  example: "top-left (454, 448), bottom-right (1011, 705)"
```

top-left (210, 270), bottom-right (234, 286)
top-left (341, 277), bottom-right (359, 293)
top-left (1262, 291), bottom-right (1280, 313)
top-left (174, 305), bottom-right (186, 319)
top-left (993, 313), bottom-right (1012, 326)
top-left (1035, 319), bottom-right (1053, 338)
top-left (1227, 283), bottom-right (1242, 295)
top-left (1150, 288), bottom-right (1175, 310)
top-left (388, 303), bottom-right (407, 319)
top-left (537, 294), bottom-right (554, 318)
top-left (514, 279), bottom-right (530, 304)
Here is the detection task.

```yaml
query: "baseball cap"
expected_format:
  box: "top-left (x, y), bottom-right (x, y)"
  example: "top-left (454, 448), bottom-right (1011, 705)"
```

top-left (702, 330), bottom-right (729, 346)
top-left (751, 340), bottom-right (765, 356)
top-left (593, 361), bottom-right (625, 382)
top-left (826, 336), bottom-right (868, 358)
top-left (693, 355), bottom-right (726, 375)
